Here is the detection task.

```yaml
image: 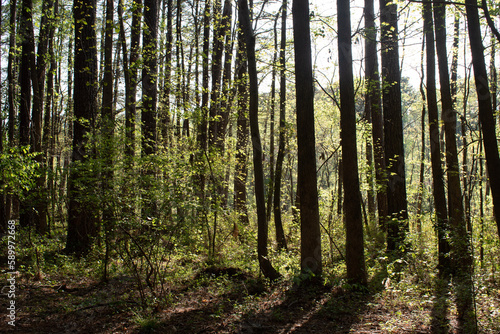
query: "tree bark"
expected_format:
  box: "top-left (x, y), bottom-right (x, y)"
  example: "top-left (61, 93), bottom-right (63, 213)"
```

top-left (142, 0), bottom-right (158, 157)
top-left (433, 2), bottom-right (467, 266)
top-left (423, 0), bottom-right (450, 275)
top-left (380, 0), bottom-right (408, 253)
top-left (238, 0), bottom-right (280, 280)
top-left (337, 0), bottom-right (367, 285)
top-left (66, 0), bottom-right (98, 256)
top-left (466, 0), bottom-right (500, 242)
top-left (293, 0), bottom-right (322, 276)
top-left (234, 21), bottom-right (250, 229)
top-left (273, 0), bottom-right (288, 251)
top-left (364, 0), bottom-right (386, 230)
top-left (19, 0), bottom-right (35, 228)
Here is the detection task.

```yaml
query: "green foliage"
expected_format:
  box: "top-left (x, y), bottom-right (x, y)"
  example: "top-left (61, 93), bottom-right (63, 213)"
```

top-left (0, 146), bottom-right (40, 198)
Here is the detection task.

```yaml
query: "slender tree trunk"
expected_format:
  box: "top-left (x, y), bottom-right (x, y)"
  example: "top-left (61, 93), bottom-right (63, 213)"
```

top-left (363, 0), bottom-right (380, 223)
top-left (66, 0), bottom-right (98, 256)
top-left (208, 0), bottom-right (224, 147)
top-left (380, 0), bottom-right (408, 253)
top-left (415, 45), bottom-right (425, 235)
top-left (31, 0), bottom-right (54, 234)
top-left (365, 0), bottom-right (388, 232)
top-left (238, 0), bottom-right (280, 280)
top-left (101, 0), bottom-right (114, 281)
top-left (266, 14), bottom-right (278, 224)
top-left (234, 22), bottom-right (250, 230)
top-left (161, 0), bottom-right (173, 144)
top-left (7, 0), bottom-right (16, 148)
top-left (433, 3), bottom-right (468, 273)
top-left (466, 0), bottom-right (500, 243)
top-left (5, 0), bottom-right (17, 222)
top-left (141, 0), bottom-right (159, 218)
top-left (215, 0), bottom-right (233, 151)
top-left (423, 0), bottom-right (450, 275)
top-left (273, 0), bottom-right (288, 251)
top-left (142, 0), bottom-right (158, 157)
top-left (19, 0), bottom-right (36, 228)
top-left (195, 0), bottom-right (211, 216)
top-left (338, 0), bottom-right (367, 285)
top-left (293, 0), bottom-right (322, 276)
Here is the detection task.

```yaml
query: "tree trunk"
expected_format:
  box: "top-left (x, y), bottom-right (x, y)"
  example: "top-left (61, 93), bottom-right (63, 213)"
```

top-left (66, 0), bottom-right (98, 256)
top-left (466, 0), bottom-right (500, 244)
top-left (31, 0), bottom-right (54, 234)
top-left (19, 0), bottom-right (35, 228)
top-left (141, 0), bottom-right (159, 218)
top-left (380, 0), bottom-right (408, 253)
top-left (273, 0), bottom-right (288, 251)
top-left (364, 0), bottom-right (384, 229)
top-left (234, 22), bottom-right (250, 230)
top-left (423, 0), bottom-right (450, 275)
top-left (142, 0), bottom-right (158, 157)
top-left (101, 0), bottom-right (114, 281)
top-left (433, 2), bottom-right (468, 272)
top-left (337, 0), bottom-right (367, 285)
top-left (238, 0), bottom-right (280, 280)
top-left (293, 0), bottom-right (322, 277)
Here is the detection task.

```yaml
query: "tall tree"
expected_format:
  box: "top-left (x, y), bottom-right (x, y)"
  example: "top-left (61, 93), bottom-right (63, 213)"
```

top-left (7, 0), bottom-right (16, 148)
top-left (337, 0), bottom-right (367, 285)
top-left (141, 0), bottom-right (159, 218)
top-left (101, 0), bottom-right (114, 281)
top-left (233, 21), bottom-right (250, 229)
top-left (273, 0), bottom-right (288, 251)
top-left (66, 0), bottom-right (99, 255)
top-left (364, 0), bottom-right (387, 230)
top-left (293, 0), bottom-right (322, 276)
top-left (19, 0), bottom-right (36, 228)
top-left (466, 0), bottom-right (500, 243)
top-left (433, 1), bottom-right (467, 267)
top-left (238, 0), bottom-right (280, 280)
top-left (31, 0), bottom-right (54, 234)
top-left (423, 0), bottom-right (450, 275)
top-left (142, 0), bottom-right (158, 157)
top-left (118, 0), bottom-right (142, 162)
top-left (380, 0), bottom-right (408, 253)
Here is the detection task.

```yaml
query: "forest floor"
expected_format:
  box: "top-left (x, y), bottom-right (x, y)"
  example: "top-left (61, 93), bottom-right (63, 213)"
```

top-left (2, 257), bottom-right (500, 334)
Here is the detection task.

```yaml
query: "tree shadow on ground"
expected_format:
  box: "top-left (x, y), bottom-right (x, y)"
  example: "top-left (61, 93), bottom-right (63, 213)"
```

top-left (152, 266), bottom-right (384, 334)
top-left (234, 282), bottom-right (376, 333)
top-left (430, 276), bottom-right (451, 334)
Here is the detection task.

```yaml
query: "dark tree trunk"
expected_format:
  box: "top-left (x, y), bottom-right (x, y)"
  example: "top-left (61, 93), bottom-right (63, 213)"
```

top-left (273, 0), bottom-right (288, 251)
top-left (162, 0), bottom-right (173, 144)
top-left (238, 0), bottom-right (280, 280)
top-left (31, 0), bottom-right (54, 234)
top-left (293, 0), bottom-right (322, 276)
top-left (5, 0), bottom-right (17, 223)
top-left (194, 0), bottom-right (211, 212)
top-left (141, 0), bottom-right (159, 218)
top-left (364, 0), bottom-right (386, 230)
top-left (466, 0), bottom-right (500, 245)
top-left (266, 14), bottom-right (278, 224)
top-left (215, 0), bottom-right (233, 151)
top-left (19, 0), bottom-right (36, 228)
top-left (66, 0), bottom-right (98, 256)
top-left (337, 0), bottom-right (367, 285)
top-left (380, 0), bottom-right (408, 253)
top-left (142, 0), bottom-right (158, 157)
top-left (101, 0), bottom-right (114, 281)
top-left (433, 2), bottom-right (468, 269)
top-left (208, 0), bottom-right (224, 147)
top-left (423, 0), bottom-right (450, 275)
top-left (234, 22), bottom-right (250, 229)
